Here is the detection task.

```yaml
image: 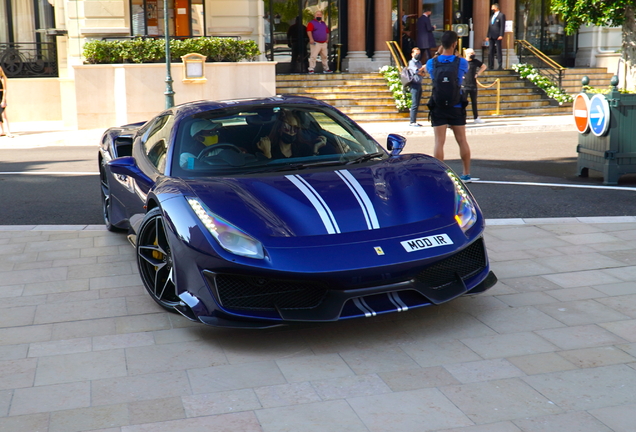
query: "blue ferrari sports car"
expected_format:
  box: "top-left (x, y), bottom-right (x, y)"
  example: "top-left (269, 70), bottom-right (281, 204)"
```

top-left (98, 96), bottom-right (496, 327)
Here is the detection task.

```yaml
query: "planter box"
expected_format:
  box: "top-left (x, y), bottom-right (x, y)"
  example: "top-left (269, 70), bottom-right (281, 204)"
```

top-left (577, 91), bottom-right (636, 185)
top-left (73, 61), bottom-right (276, 129)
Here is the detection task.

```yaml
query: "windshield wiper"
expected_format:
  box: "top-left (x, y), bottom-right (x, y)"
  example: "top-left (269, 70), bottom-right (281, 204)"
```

top-left (345, 152), bottom-right (385, 165)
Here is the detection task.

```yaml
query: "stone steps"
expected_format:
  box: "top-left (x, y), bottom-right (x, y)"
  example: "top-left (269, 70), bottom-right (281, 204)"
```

top-left (275, 67), bottom-right (608, 121)
top-left (347, 105), bottom-right (572, 122)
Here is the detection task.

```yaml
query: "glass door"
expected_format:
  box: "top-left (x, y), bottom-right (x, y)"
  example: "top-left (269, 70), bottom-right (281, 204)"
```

top-left (264, 0), bottom-right (339, 74)
top-left (131, 0), bottom-right (204, 37)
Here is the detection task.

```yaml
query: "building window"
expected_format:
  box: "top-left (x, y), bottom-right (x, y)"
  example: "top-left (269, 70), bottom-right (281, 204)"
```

top-left (0, 0), bottom-right (58, 78)
top-left (130, 0), bottom-right (205, 37)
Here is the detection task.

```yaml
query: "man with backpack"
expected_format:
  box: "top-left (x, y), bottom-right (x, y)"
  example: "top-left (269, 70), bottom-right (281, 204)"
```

top-left (406, 47), bottom-right (426, 127)
top-left (425, 31), bottom-right (478, 183)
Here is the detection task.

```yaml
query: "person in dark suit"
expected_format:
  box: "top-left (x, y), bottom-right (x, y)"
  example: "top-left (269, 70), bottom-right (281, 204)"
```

top-left (287, 16), bottom-right (309, 73)
top-left (486, 3), bottom-right (505, 70)
top-left (416, 9), bottom-right (437, 62)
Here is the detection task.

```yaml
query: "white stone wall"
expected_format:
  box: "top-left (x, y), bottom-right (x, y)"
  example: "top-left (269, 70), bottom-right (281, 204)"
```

top-left (13, 0), bottom-right (268, 127)
top-left (574, 24), bottom-right (636, 90)
top-left (575, 25), bottom-right (622, 69)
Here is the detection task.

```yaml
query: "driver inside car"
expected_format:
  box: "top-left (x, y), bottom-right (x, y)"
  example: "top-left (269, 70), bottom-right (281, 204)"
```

top-left (256, 110), bottom-right (328, 159)
top-left (179, 119), bottom-right (222, 169)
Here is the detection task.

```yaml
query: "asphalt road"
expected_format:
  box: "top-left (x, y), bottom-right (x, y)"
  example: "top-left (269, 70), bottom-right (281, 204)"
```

top-left (406, 130), bottom-right (636, 218)
top-left (1, 131), bottom-right (635, 225)
top-left (0, 146), bottom-right (102, 225)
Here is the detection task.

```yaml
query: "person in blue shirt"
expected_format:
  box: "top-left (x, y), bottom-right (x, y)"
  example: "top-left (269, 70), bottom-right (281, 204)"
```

top-left (425, 31), bottom-right (478, 183)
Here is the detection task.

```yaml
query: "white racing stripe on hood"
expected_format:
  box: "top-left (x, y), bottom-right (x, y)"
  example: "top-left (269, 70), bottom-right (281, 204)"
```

top-left (286, 174), bottom-right (341, 234)
top-left (336, 170), bottom-right (380, 230)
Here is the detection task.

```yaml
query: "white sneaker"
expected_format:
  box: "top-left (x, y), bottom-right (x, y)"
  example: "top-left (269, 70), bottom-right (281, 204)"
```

top-left (474, 118), bottom-right (485, 124)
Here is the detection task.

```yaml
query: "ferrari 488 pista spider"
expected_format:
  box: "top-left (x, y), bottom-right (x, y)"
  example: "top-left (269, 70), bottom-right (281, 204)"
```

top-left (98, 96), bottom-right (496, 327)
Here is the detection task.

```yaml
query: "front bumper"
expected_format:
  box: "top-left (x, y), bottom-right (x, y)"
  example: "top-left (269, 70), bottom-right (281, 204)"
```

top-left (187, 237), bottom-right (496, 327)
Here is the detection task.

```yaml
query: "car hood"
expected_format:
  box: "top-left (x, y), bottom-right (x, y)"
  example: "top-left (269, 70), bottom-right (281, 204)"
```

top-left (182, 155), bottom-right (462, 243)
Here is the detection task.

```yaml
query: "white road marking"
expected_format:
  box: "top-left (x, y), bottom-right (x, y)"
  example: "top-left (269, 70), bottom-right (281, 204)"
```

top-left (472, 180), bottom-right (636, 192)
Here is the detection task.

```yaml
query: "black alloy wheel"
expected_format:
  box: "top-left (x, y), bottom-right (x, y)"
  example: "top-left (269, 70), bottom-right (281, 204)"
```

top-left (137, 208), bottom-right (180, 311)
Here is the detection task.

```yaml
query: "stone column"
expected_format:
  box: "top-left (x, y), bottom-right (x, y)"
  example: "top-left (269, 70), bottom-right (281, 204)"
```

top-left (473, 0), bottom-right (489, 56)
top-left (502, 0), bottom-right (517, 67)
top-left (343, 0), bottom-right (373, 72)
top-left (372, 0), bottom-right (392, 67)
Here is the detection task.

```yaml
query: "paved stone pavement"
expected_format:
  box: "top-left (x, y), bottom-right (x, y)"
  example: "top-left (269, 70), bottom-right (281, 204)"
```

top-left (1, 217), bottom-right (636, 432)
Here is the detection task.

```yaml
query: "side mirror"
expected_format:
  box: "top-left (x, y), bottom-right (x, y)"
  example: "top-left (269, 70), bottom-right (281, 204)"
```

top-left (107, 156), bottom-right (141, 177)
top-left (387, 134), bottom-right (407, 156)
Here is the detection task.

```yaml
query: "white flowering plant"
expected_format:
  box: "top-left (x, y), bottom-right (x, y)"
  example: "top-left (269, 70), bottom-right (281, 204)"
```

top-left (511, 63), bottom-right (573, 104)
top-left (379, 65), bottom-right (412, 111)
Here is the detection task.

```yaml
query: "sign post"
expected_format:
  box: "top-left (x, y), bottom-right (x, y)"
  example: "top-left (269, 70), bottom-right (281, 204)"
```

top-left (573, 93), bottom-right (590, 134)
top-left (588, 94), bottom-right (610, 137)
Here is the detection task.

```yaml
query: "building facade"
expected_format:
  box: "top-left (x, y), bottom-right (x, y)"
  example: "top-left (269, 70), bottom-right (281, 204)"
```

top-left (0, 0), bottom-right (522, 79)
top-left (0, 0), bottom-right (625, 125)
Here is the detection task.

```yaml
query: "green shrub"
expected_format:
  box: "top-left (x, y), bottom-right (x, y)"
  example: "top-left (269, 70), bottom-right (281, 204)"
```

top-left (120, 38), bottom-right (165, 63)
top-left (82, 37), bottom-right (261, 64)
top-left (83, 40), bottom-right (124, 64)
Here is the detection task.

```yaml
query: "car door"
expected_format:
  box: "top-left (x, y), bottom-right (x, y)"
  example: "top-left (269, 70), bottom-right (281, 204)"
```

top-left (116, 114), bottom-right (175, 223)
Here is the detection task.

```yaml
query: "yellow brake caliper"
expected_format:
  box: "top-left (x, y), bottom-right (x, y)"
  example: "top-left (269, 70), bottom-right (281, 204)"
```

top-left (152, 236), bottom-right (163, 269)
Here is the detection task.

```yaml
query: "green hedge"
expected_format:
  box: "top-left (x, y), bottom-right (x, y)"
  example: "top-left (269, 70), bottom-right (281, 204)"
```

top-left (83, 37), bottom-right (261, 64)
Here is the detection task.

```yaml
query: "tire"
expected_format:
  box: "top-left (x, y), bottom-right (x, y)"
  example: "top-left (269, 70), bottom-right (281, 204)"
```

top-left (136, 207), bottom-right (180, 311)
top-left (99, 164), bottom-right (125, 232)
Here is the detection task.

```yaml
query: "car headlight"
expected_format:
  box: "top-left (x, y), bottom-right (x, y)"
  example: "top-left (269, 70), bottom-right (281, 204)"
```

top-left (446, 171), bottom-right (477, 233)
top-left (187, 197), bottom-right (264, 259)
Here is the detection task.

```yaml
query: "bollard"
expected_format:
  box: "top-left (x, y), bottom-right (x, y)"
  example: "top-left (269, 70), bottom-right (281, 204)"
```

top-left (334, 44), bottom-right (343, 73)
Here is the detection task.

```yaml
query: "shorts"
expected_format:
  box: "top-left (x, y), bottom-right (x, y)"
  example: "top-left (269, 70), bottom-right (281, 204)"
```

top-left (430, 106), bottom-right (466, 127)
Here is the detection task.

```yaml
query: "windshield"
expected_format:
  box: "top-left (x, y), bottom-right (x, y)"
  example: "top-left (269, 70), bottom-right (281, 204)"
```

top-left (170, 104), bottom-right (386, 177)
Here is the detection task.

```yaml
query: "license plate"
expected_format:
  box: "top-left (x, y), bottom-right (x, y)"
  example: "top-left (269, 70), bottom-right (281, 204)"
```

top-left (400, 233), bottom-right (454, 252)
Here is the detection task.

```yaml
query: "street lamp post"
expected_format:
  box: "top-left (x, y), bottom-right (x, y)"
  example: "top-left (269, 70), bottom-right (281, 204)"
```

top-left (163, 0), bottom-right (175, 109)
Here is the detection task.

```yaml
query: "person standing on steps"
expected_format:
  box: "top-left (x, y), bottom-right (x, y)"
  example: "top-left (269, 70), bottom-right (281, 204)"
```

top-left (463, 48), bottom-right (488, 124)
top-left (416, 8), bottom-right (437, 62)
top-left (486, 3), bottom-right (506, 70)
top-left (426, 31), bottom-right (477, 183)
top-left (407, 47), bottom-right (426, 127)
top-left (307, 11), bottom-right (332, 74)
top-left (288, 16), bottom-right (309, 73)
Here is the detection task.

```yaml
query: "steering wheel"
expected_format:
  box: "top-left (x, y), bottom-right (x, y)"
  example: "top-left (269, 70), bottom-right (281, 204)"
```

top-left (198, 144), bottom-right (242, 159)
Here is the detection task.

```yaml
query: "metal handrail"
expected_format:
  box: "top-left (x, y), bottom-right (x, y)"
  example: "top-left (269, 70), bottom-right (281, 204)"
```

top-left (516, 39), bottom-right (565, 89)
top-left (476, 78), bottom-right (501, 115)
top-left (386, 41), bottom-right (408, 70)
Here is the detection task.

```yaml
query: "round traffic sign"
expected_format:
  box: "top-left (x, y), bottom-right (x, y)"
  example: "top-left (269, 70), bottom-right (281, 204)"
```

top-left (588, 94), bottom-right (611, 136)
top-left (573, 93), bottom-right (590, 133)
